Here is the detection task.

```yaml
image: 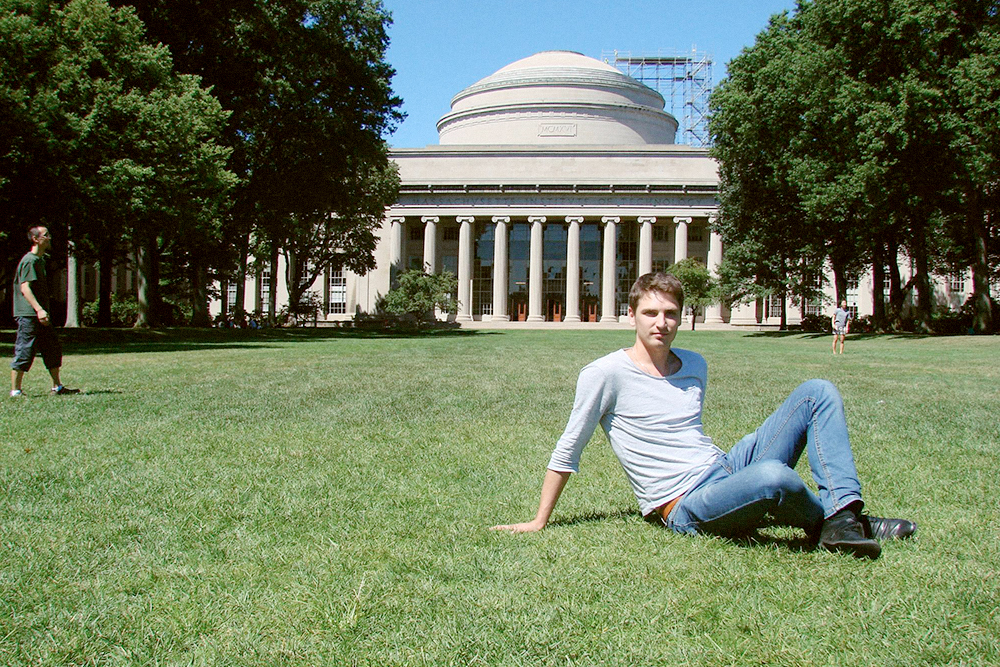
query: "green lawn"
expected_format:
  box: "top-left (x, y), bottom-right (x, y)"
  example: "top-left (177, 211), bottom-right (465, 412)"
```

top-left (1, 327), bottom-right (997, 666)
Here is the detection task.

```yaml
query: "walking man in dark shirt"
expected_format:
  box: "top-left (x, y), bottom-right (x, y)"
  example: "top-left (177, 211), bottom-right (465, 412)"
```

top-left (10, 226), bottom-right (78, 397)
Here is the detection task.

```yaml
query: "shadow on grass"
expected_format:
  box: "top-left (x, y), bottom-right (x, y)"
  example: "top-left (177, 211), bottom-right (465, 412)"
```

top-left (721, 531), bottom-right (817, 554)
top-left (548, 508), bottom-right (642, 527)
top-left (0, 326), bottom-right (495, 356)
top-left (552, 509), bottom-right (822, 554)
top-left (742, 331), bottom-right (933, 340)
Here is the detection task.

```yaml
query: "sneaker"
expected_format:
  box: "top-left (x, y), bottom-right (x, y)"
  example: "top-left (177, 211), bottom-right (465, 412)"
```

top-left (10, 389), bottom-right (22, 397)
top-left (819, 510), bottom-right (881, 559)
top-left (860, 514), bottom-right (917, 541)
top-left (51, 385), bottom-right (80, 395)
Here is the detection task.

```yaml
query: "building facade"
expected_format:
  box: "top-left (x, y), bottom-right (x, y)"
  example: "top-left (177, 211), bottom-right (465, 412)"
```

top-left (215, 50), bottom-right (977, 327)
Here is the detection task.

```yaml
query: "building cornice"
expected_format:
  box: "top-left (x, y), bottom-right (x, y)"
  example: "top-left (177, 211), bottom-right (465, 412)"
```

top-left (390, 144), bottom-right (711, 158)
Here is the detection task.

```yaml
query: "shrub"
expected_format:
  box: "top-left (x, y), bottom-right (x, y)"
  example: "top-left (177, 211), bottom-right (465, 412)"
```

top-left (81, 295), bottom-right (140, 327)
top-left (379, 270), bottom-right (458, 325)
top-left (799, 313), bottom-right (831, 333)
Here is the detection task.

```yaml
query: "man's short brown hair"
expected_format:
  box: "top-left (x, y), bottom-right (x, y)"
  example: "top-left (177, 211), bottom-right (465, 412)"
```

top-left (628, 272), bottom-right (685, 312)
top-left (27, 225), bottom-right (47, 242)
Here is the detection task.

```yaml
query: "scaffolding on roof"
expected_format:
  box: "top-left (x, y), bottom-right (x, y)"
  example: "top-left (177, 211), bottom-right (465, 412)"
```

top-left (602, 49), bottom-right (713, 147)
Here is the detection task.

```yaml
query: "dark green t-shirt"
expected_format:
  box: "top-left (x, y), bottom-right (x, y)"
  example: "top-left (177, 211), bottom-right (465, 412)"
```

top-left (13, 251), bottom-right (48, 317)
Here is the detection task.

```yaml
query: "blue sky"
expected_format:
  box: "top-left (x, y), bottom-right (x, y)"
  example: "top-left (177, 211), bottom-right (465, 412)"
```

top-left (381, 0), bottom-right (799, 147)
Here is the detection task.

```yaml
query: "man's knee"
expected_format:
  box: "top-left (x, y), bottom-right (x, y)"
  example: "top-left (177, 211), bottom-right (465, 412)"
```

top-left (797, 378), bottom-right (841, 404)
top-left (753, 460), bottom-right (808, 497)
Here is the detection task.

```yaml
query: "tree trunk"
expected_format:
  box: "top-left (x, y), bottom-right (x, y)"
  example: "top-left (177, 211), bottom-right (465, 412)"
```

top-left (831, 260), bottom-right (847, 308)
top-left (234, 231), bottom-right (249, 319)
top-left (65, 238), bottom-right (81, 328)
top-left (871, 241), bottom-right (886, 331)
top-left (911, 235), bottom-right (933, 333)
top-left (284, 249), bottom-right (300, 316)
top-left (887, 237), bottom-right (905, 330)
top-left (967, 198), bottom-right (994, 334)
top-left (135, 234), bottom-right (160, 328)
top-left (267, 247), bottom-right (278, 325)
top-left (190, 260), bottom-right (210, 327)
top-left (97, 240), bottom-right (113, 327)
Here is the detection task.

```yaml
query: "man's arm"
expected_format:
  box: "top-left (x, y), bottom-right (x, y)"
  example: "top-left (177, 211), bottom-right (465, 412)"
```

top-left (490, 469), bottom-right (571, 533)
top-left (20, 281), bottom-right (49, 325)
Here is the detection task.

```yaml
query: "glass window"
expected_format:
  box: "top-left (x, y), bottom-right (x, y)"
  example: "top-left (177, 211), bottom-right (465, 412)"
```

top-left (328, 269), bottom-right (346, 315)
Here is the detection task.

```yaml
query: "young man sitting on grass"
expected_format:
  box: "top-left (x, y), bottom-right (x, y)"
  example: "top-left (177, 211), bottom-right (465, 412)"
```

top-left (492, 272), bottom-right (915, 559)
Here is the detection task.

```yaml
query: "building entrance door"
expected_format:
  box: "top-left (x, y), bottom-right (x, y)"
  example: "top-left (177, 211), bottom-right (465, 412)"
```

top-left (547, 299), bottom-right (562, 322)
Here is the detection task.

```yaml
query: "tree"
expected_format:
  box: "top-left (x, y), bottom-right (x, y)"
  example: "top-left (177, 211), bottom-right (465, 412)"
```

top-left (667, 258), bottom-right (716, 331)
top-left (380, 269), bottom-right (457, 325)
top-left (116, 0), bottom-right (404, 318)
top-left (0, 0), bottom-right (234, 328)
top-left (710, 0), bottom-right (1000, 333)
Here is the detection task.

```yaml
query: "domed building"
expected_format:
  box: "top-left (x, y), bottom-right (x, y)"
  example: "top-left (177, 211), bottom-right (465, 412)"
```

top-left (343, 50), bottom-right (729, 325)
top-left (207, 51), bottom-right (974, 329)
top-left (223, 51), bottom-right (750, 326)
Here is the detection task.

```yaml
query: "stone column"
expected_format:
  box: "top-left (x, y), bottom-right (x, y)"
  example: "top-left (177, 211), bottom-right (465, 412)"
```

top-left (527, 216), bottom-right (545, 322)
top-left (638, 216), bottom-right (655, 276)
top-left (388, 216), bottom-right (404, 282)
top-left (564, 216), bottom-right (583, 323)
top-left (600, 216), bottom-right (619, 322)
top-left (456, 216), bottom-right (474, 322)
top-left (673, 216), bottom-right (691, 263)
top-left (491, 216), bottom-right (510, 321)
top-left (422, 216), bottom-right (438, 273)
top-left (705, 217), bottom-right (725, 324)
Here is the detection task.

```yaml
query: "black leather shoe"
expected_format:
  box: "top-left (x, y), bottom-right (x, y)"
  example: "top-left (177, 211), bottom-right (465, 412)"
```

top-left (819, 510), bottom-right (881, 559)
top-left (860, 514), bottom-right (917, 541)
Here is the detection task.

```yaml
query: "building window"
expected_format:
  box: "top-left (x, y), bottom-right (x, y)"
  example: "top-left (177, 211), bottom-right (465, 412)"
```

top-left (766, 294), bottom-right (783, 319)
top-left (805, 301), bottom-right (824, 317)
top-left (651, 259), bottom-right (671, 273)
top-left (227, 281), bottom-right (238, 310)
top-left (443, 226), bottom-right (459, 241)
top-left (615, 222), bottom-right (638, 316)
top-left (472, 222), bottom-right (494, 317)
top-left (409, 226), bottom-right (422, 241)
top-left (949, 272), bottom-right (966, 293)
top-left (688, 228), bottom-right (704, 243)
top-left (328, 269), bottom-right (346, 315)
top-left (259, 265), bottom-right (271, 307)
top-left (652, 225), bottom-right (667, 242)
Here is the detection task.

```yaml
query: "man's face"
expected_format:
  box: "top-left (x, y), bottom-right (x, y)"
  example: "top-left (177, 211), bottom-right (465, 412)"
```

top-left (33, 227), bottom-right (51, 253)
top-left (628, 290), bottom-right (681, 352)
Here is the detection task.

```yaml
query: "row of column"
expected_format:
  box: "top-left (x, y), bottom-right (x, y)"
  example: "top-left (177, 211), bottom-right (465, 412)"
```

top-left (388, 215), bottom-right (724, 324)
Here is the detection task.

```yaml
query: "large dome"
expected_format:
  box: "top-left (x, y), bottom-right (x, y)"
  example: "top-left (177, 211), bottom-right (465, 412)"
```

top-left (436, 51), bottom-right (678, 146)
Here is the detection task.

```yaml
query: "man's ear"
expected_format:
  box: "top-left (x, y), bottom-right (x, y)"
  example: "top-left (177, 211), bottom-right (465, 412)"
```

top-left (627, 307), bottom-right (636, 326)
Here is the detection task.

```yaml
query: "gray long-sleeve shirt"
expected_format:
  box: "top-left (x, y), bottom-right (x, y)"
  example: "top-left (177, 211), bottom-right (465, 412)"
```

top-left (547, 348), bottom-right (724, 515)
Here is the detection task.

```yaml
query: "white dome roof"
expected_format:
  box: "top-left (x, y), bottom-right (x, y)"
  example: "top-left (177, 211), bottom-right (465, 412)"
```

top-left (437, 51), bottom-right (677, 146)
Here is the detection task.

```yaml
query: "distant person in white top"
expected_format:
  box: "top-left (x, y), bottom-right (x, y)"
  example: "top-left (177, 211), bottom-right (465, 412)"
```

top-left (492, 272), bottom-right (915, 559)
top-left (832, 300), bottom-right (851, 354)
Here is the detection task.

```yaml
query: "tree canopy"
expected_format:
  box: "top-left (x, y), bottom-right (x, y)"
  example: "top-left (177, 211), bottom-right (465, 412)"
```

top-left (2, 0), bottom-right (402, 327)
top-left (115, 0), bottom-right (403, 318)
top-left (1, 0), bottom-right (233, 328)
top-left (710, 0), bottom-right (999, 333)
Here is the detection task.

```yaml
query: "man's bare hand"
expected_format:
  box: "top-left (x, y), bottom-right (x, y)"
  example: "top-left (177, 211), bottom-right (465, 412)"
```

top-left (36, 310), bottom-right (50, 325)
top-left (490, 520), bottom-right (545, 533)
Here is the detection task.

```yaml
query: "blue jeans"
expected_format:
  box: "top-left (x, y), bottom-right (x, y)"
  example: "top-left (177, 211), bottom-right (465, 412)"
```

top-left (669, 379), bottom-right (863, 537)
